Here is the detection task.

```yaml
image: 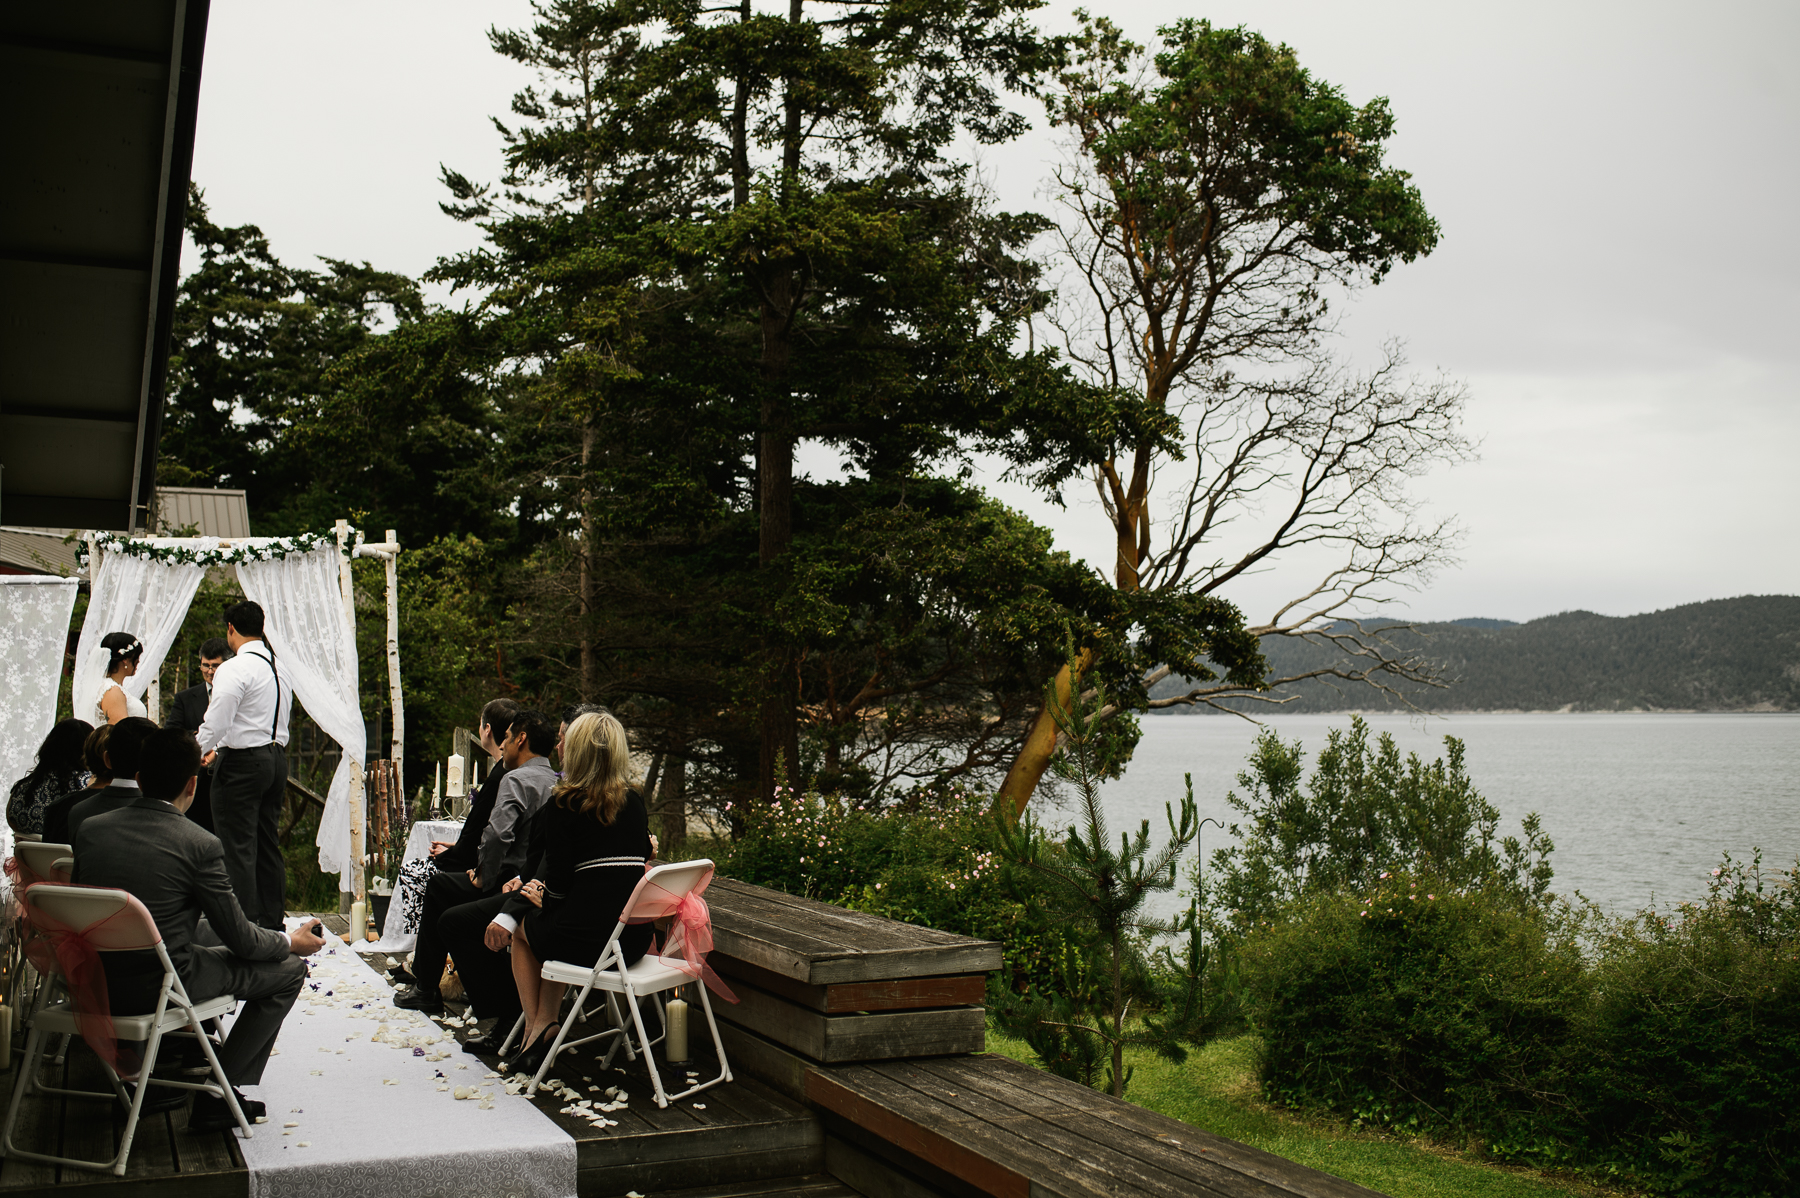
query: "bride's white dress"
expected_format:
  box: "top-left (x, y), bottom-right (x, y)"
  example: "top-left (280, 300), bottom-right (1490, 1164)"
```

top-left (93, 678), bottom-right (147, 725)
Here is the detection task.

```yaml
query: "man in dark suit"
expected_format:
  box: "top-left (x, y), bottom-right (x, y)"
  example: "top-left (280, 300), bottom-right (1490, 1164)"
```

top-left (425, 698), bottom-right (518, 876)
top-left (164, 638), bottom-right (231, 832)
top-left (41, 717), bottom-right (157, 847)
top-left (393, 710), bottom-right (557, 1017)
top-left (74, 727), bottom-right (325, 1131)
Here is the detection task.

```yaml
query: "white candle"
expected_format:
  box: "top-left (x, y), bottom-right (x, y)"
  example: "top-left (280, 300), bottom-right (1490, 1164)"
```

top-left (349, 901), bottom-right (367, 944)
top-left (665, 998), bottom-right (689, 1062)
top-left (446, 753), bottom-right (465, 798)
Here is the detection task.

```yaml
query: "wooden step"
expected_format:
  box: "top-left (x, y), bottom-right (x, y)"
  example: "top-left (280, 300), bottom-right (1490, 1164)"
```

top-left (707, 880), bottom-right (1001, 985)
top-left (638, 1174), bottom-right (864, 1197)
top-left (807, 1055), bottom-right (1392, 1198)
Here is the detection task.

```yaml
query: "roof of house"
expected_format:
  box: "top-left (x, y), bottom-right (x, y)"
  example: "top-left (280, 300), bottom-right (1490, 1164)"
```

top-left (154, 486), bottom-right (250, 538)
top-left (0, 527), bottom-right (81, 576)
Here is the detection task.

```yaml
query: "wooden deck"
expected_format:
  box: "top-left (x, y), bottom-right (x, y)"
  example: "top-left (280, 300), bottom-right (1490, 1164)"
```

top-left (0, 913), bottom-right (832, 1198)
top-left (1, 888), bottom-right (1393, 1198)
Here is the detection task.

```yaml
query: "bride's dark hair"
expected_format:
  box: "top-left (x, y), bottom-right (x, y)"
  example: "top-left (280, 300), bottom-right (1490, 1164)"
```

top-left (100, 631), bottom-right (143, 676)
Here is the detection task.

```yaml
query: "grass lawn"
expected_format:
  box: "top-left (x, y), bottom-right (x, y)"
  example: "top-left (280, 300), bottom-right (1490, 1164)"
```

top-left (984, 1029), bottom-right (1626, 1198)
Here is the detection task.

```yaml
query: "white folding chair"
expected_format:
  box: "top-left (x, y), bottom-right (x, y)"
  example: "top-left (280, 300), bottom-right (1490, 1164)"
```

top-left (0, 885), bottom-right (250, 1175)
top-left (9, 842), bottom-right (76, 1063)
top-left (13, 841), bottom-right (73, 887)
top-left (504, 859), bottom-right (734, 1107)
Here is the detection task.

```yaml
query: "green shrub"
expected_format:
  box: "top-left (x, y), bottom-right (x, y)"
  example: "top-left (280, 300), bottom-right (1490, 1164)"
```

top-left (1576, 852), bottom-right (1800, 1195)
top-left (1237, 870), bottom-right (1589, 1151)
top-left (1206, 717), bottom-right (1554, 931)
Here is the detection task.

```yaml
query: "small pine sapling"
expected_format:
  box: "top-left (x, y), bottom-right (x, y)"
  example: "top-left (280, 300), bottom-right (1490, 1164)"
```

top-left (995, 651), bottom-right (1220, 1097)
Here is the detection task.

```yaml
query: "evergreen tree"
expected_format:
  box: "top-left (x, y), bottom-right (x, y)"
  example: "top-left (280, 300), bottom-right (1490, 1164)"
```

top-left (431, 0), bottom-right (1118, 802)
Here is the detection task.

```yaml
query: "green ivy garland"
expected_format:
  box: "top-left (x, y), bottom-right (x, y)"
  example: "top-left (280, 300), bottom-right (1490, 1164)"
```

top-left (79, 528), bottom-right (361, 570)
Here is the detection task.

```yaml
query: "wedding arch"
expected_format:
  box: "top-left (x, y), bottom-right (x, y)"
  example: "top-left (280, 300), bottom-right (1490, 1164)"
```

top-left (70, 520), bottom-right (404, 908)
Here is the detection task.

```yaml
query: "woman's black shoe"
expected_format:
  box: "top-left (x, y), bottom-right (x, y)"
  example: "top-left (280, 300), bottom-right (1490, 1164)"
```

top-left (506, 1024), bottom-right (560, 1077)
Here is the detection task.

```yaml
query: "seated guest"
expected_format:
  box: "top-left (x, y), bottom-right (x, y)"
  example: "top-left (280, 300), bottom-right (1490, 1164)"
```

top-left (395, 709), bottom-right (558, 1015)
top-left (500, 711), bottom-right (654, 1073)
top-left (387, 698), bottom-right (517, 987)
top-left (74, 727), bottom-right (324, 1130)
top-left (439, 703), bottom-right (604, 1051)
top-left (164, 637), bottom-right (233, 832)
top-left (7, 718), bottom-right (94, 837)
top-left (42, 717), bottom-right (157, 847)
top-left (427, 698), bottom-right (520, 873)
top-left (39, 725), bottom-right (111, 844)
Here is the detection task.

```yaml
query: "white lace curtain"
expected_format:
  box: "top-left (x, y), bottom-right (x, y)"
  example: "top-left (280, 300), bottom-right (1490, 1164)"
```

top-left (1, 578), bottom-right (81, 850)
top-left (236, 544), bottom-right (366, 889)
top-left (72, 546), bottom-right (208, 725)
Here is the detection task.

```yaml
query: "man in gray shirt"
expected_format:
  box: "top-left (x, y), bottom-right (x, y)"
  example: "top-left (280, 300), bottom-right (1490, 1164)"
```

top-left (75, 727), bottom-right (325, 1131)
top-left (395, 709), bottom-right (557, 1015)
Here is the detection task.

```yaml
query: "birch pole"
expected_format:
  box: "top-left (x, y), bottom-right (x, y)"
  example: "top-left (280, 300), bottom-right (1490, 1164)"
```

top-left (333, 519), bottom-right (366, 916)
top-left (384, 529), bottom-right (404, 799)
top-left (81, 534), bottom-right (102, 721)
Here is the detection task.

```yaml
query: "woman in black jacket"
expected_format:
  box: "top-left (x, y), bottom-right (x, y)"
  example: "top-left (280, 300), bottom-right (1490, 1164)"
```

top-left (7, 718), bottom-right (93, 837)
top-left (506, 710), bottom-right (652, 1071)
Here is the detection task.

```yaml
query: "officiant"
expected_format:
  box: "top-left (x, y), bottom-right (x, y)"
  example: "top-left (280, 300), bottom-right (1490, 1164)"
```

top-left (165, 637), bottom-right (232, 832)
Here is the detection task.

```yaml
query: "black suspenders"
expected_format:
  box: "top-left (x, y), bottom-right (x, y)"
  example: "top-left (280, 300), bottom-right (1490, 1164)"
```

top-left (260, 646), bottom-right (281, 743)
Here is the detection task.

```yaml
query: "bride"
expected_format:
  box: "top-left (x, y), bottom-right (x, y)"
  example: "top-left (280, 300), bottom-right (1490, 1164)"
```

top-left (94, 632), bottom-right (148, 725)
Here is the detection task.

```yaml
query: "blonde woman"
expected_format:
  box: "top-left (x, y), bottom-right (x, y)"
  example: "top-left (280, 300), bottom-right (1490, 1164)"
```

top-left (505, 711), bottom-right (654, 1073)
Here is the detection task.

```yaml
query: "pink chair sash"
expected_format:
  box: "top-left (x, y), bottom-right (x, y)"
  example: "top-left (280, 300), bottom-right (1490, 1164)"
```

top-left (3, 860), bottom-right (145, 1075)
top-left (623, 871), bottom-right (737, 1003)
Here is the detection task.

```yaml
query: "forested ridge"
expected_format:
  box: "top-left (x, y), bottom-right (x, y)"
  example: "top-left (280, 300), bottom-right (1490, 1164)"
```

top-left (1151, 595), bottom-right (1800, 712)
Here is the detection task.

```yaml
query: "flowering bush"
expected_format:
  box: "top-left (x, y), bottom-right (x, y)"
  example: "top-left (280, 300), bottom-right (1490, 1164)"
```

top-left (714, 785), bottom-right (1036, 968)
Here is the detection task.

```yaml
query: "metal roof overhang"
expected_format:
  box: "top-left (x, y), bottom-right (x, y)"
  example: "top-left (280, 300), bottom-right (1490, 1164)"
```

top-left (0, 0), bottom-right (211, 533)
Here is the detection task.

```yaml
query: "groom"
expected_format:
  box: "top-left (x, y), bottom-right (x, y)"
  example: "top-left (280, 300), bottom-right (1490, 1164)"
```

top-left (196, 602), bottom-right (292, 930)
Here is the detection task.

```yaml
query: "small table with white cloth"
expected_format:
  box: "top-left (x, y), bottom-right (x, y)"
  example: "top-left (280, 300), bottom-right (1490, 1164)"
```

top-left (355, 818), bottom-right (461, 954)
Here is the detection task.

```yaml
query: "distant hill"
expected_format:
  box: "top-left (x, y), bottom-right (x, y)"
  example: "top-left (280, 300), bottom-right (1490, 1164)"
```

top-left (1150, 595), bottom-right (1800, 713)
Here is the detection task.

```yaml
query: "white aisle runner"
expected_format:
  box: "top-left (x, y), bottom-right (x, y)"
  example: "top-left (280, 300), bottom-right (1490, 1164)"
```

top-left (234, 927), bottom-right (576, 1198)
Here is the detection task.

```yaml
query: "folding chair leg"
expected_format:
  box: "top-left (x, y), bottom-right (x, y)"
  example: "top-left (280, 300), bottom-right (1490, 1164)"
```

top-left (599, 992), bottom-right (635, 1067)
top-left (190, 1018), bottom-right (252, 1138)
top-left (524, 986), bottom-right (592, 1098)
top-left (499, 1012), bottom-right (527, 1059)
top-left (0, 1026), bottom-right (45, 1158)
top-left (622, 988), bottom-right (671, 1108)
top-left (696, 983), bottom-right (734, 1085)
top-left (111, 1028), bottom-right (162, 1175)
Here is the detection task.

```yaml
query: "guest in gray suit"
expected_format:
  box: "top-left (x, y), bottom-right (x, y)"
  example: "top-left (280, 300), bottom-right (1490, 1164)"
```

top-left (41, 717), bottom-right (158, 848)
top-left (74, 727), bottom-right (326, 1132)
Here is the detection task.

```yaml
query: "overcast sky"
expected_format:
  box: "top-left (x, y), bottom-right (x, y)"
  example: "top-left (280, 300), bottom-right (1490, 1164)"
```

top-left (189, 0), bottom-right (1799, 624)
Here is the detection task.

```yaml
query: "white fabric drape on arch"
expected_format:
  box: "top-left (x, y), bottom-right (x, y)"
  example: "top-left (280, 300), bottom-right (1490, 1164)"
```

top-left (235, 544), bottom-right (366, 889)
top-left (1, 577), bottom-right (81, 861)
top-left (72, 545), bottom-right (208, 725)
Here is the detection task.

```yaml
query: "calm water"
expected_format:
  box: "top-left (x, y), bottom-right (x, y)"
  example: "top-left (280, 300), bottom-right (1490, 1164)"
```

top-left (1082, 712), bottom-right (1800, 920)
